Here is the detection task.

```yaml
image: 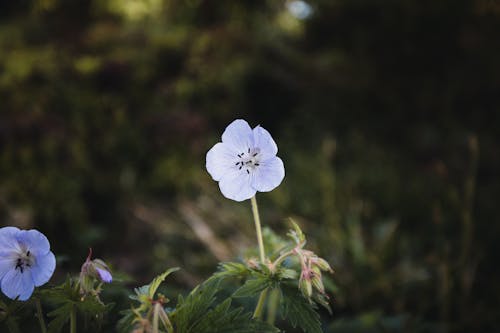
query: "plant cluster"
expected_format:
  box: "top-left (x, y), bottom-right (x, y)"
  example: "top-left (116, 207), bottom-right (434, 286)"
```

top-left (0, 120), bottom-right (333, 333)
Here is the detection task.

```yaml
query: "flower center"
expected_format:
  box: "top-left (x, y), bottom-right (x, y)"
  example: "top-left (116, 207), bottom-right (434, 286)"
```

top-left (235, 147), bottom-right (261, 174)
top-left (15, 249), bottom-right (35, 274)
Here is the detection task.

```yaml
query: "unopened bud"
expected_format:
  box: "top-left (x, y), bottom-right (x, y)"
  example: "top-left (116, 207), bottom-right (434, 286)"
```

top-left (310, 267), bottom-right (325, 294)
top-left (314, 257), bottom-right (333, 273)
top-left (80, 248), bottom-right (112, 295)
top-left (299, 270), bottom-right (313, 298)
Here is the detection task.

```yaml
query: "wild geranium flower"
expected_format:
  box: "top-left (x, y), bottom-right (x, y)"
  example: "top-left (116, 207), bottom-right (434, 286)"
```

top-left (80, 248), bottom-right (112, 297)
top-left (206, 119), bottom-right (285, 201)
top-left (0, 227), bottom-right (56, 301)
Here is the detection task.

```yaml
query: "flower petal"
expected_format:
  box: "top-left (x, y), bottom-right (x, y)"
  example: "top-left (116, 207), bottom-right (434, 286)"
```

top-left (221, 119), bottom-right (254, 153)
top-left (0, 227), bottom-right (21, 251)
top-left (253, 125), bottom-right (278, 160)
top-left (1, 268), bottom-right (35, 301)
top-left (31, 251), bottom-right (56, 287)
top-left (96, 267), bottom-right (112, 283)
top-left (0, 254), bottom-right (16, 281)
top-left (219, 168), bottom-right (256, 202)
top-left (251, 157), bottom-right (285, 192)
top-left (17, 229), bottom-right (51, 256)
top-left (206, 142), bottom-right (236, 181)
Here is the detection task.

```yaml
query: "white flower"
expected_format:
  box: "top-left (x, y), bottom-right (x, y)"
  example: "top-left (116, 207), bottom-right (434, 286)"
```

top-left (206, 119), bottom-right (285, 201)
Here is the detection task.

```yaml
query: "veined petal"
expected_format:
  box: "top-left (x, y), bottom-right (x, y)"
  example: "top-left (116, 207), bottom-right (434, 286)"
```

top-left (0, 227), bottom-right (21, 251)
top-left (253, 125), bottom-right (278, 160)
top-left (219, 168), bottom-right (256, 202)
top-left (221, 119), bottom-right (254, 153)
top-left (31, 251), bottom-right (56, 287)
top-left (0, 253), bottom-right (16, 281)
top-left (1, 268), bottom-right (35, 301)
top-left (251, 157), bottom-right (285, 192)
top-left (17, 229), bottom-right (51, 256)
top-left (206, 142), bottom-right (237, 181)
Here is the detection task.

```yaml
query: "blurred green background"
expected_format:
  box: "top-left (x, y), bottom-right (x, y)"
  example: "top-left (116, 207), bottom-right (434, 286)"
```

top-left (0, 0), bottom-right (499, 332)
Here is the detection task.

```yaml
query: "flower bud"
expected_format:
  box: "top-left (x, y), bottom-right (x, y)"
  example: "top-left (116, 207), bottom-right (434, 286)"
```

top-left (310, 267), bottom-right (325, 294)
top-left (314, 257), bottom-right (333, 273)
top-left (299, 270), bottom-right (313, 298)
top-left (79, 249), bottom-right (112, 296)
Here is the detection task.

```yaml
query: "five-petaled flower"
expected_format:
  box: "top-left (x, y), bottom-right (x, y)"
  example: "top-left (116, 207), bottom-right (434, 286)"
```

top-left (0, 227), bottom-right (56, 301)
top-left (206, 119), bottom-right (285, 201)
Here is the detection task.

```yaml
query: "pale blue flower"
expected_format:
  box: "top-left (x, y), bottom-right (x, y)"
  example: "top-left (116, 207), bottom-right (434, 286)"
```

top-left (206, 119), bottom-right (285, 201)
top-left (0, 227), bottom-right (56, 301)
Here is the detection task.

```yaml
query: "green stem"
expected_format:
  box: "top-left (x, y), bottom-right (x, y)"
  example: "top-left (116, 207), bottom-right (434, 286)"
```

top-left (266, 288), bottom-right (280, 325)
top-left (252, 287), bottom-right (268, 319)
top-left (35, 298), bottom-right (47, 333)
top-left (70, 304), bottom-right (76, 333)
top-left (6, 317), bottom-right (21, 333)
top-left (250, 195), bottom-right (269, 320)
top-left (250, 195), bottom-right (265, 263)
top-left (273, 250), bottom-right (294, 268)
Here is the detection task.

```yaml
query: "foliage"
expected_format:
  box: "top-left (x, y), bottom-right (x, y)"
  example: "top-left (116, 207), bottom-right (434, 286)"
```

top-left (0, 0), bottom-right (499, 332)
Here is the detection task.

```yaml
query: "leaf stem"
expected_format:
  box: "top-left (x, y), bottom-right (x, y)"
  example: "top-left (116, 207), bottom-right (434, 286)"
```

top-left (250, 195), bottom-right (265, 263)
top-left (35, 298), bottom-right (47, 333)
top-left (252, 287), bottom-right (268, 319)
top-left (70, 304), bottom-right (76, 333)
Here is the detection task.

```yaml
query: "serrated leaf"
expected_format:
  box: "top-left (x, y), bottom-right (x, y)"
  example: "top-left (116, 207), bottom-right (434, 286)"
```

top-left (173, 278), bottom-right (221, 333)
top-left (211, 262), bottom-right (251, 281)
top-left (281, 286), bottom-right (322, 333)
top-left (47, 303), bottom-right (72, 333)
top-left (189, 298), bottom-right (278, 333)
top-left (148, 267), bottom-right (180, 299)
top-left (232, 277), bottom-right (271, 298)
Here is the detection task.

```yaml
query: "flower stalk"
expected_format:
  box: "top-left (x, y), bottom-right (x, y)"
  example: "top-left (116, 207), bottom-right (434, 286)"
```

top-left (250, 196), bottom-right (266, 263)
top-left (35, 298), bottom-right (47, 333)
top-left (70, 304), bottom-right (77, 333)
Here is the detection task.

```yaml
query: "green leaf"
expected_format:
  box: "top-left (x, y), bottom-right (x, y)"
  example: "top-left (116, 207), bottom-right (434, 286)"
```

top-left (148, 267), bottom-right (180, 299)
top-left (173, 278), bottom-right (221, 333)
top-left (189, 298), bottom-right (278, 333)
top-left (281, 285), bottom-right (322, 333)
top-left (211, 262), bottom-right (251, 281)
top-left (232, 276), bottom-right (271, 298)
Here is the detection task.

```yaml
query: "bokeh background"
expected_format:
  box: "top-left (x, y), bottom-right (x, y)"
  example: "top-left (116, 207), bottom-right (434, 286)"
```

top-left (1, 0), bottom-right (499, 332)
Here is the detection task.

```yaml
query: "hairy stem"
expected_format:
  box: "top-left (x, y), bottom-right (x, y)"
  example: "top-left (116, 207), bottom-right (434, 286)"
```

top-left (70, 304), bottom-right (76, 333)
top-left (35, 298), bottom-right (47, 333)
top-left (250, 195), bottom-right (266, 263)
top-left (253, 287), bottom-right (268, 319)
top-left (266, 288), bottom-right (280, 325)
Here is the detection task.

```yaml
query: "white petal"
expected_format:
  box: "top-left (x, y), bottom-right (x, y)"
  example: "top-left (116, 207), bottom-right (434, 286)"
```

top-left (206, 143), bottom-right (236, 181)
top-left (219, 168), bottom-right (256, 202)
top-left (0, 227), bottom-right (21, 251)
top-left (253, 125), bottom-right (278, 160)
top-left (1, 268), bottom-right (35, 301)
top-left (251, 157), bottom-right (285, 192)
top-left (0, 253), bottom-right (16, 281)
top-left (18, 229), bottom-right (51, 256)
top-left (221, 119), bottom-right (254, 153)
top-left (31, 251), bottom-right (56, 287)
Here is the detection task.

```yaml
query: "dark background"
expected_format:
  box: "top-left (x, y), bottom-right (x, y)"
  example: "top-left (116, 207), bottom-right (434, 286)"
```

top-left (0, 0), bottom-right (499, 332)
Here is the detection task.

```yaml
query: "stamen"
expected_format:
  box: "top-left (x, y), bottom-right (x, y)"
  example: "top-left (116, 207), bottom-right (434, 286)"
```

top-left (253, 153), bottom-right (258, 157)
top-left (246, 169), bottom-right (250, 174)
top-left (248, 148), bottom-right (250, 153)
top-left (26, 251), bottom-right (30, 257)
top-left (255, 163), bottom-right (259, 166)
